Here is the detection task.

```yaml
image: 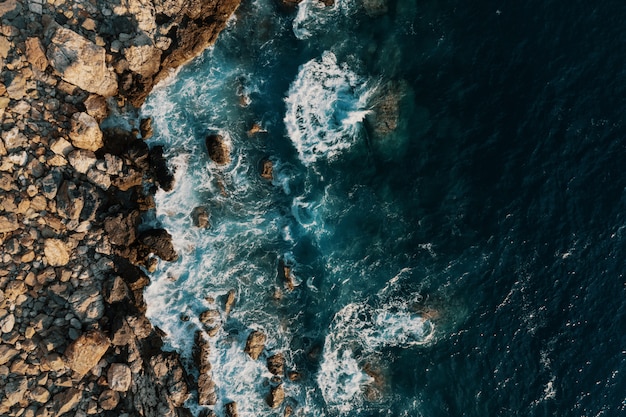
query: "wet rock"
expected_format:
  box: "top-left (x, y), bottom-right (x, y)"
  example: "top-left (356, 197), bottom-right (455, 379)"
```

top-left (199, 309), bottom-right (221, 336)
top-left (266, 383), bottom-right (285, 408)
top-left (287, 371), bottom-right (301, 381)
top-left (194, 331), bottom-right (217, 405)
top-left (225, 402), bottom-right (238, 417)
top-left (149, 145), bottom-right (175, 191)
top-left (138, 228), bottom-right (178, 261)
top-left (108, 363), bottom-right (132, 392)
top-left (99, 389), bottom-right (119, 411)
top-left (191, 206), bottom-right (210, 228)
top-left (43, 239), bottom-right (70, 266)
top-left (224, 289), bottom-right (236, 316)
top-left (140, 117), bottom-right (153, 139)
top-left (267, 353), bottom-right (285, 376)
top-left (279, 261), bottom-right (296, 291)
top-left (261, 158), bottom-right (273, 180)
top-left (205, 134), bottom-right (230, 165)
top-left (244, 330), bottom-right (266, 360)
top-left (47, 27), bottom-right (117, 97)
top-left (365, 82), bottom-right (401, 137)
top-left (64, 330), bottom-right (110, 377)
top-left (69, 112), bottom-right (104, 152)
top-left (25, 37), bottom-right (48, 71)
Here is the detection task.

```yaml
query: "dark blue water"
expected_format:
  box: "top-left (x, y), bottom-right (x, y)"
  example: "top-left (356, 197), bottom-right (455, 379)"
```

top-left (142, 0), bottom-right (626, 415)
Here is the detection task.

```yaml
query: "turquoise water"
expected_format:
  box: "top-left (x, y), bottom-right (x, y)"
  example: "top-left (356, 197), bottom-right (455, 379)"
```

top-left (142, 0), bottom-right (626, 416)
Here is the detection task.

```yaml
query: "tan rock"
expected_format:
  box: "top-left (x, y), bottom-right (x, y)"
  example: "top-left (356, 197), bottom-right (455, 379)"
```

top-left (44, 239), bottom-right (70, 266)
top-left (69, 286), bottom-right (104, 322)
top-left (99, 389), bottom-right (119, 410)
top-left (0, 214), bottom-right (19, 233)
top-left (0, 345), bottom-right (18, 366)
top-left (2, 126), bottom-right (28, 151)
top-left (68, 149), bottom-right (97, 174)
top-left (50, 137), bottom-right (73, 156)
top-left (69, 112), bottom-right (103, 152)
top-left (266, 383), bottom-right (285, 408)
top-left (51, 388), bottom-right (82, 416)
top-left (0, 35), bottom-right (10, 58)
top-left (84, 95), bottom-right (108, 121)
top-left (107, 363), bottom-right (132, 392)
top-left (64, 330), bottom-right (110, 377)
top-left (124, 43), bottom-right (162, 78)
top-left (244, 330), bottom-right (266, 360)
top-left (30, 386), bottom-right (50, 404)
top-left (25, 37), bottom-right (48, 71)
top-left (6, 72), bottom-right (27, 99)
top-left (47, 27), bottom-right (117, 97)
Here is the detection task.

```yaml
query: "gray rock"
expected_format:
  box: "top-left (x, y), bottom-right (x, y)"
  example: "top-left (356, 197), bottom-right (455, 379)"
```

top-left (69, 286), bottom-right (104, 323)
top-left (56, 181), bottom-right (84, 220)
top-left (39, 169), bottom-right (63, 199)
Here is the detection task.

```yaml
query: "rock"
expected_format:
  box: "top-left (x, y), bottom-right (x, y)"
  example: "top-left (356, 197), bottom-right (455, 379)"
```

top-left (69, 112), bottom-right (104, 152)
top-left (225, 402), bottom-right (238, 417)
top-left (266, 384), bottom-right (285, 408)
top-left (140, 117), bottom-right (153, 139)
top-left (0, 214), bottom-right (19, 233)
top-left (138, 228), bottom-right (178, 261)
top-left (279, 261), bottom-right (296, 291)
top-left (99, 389), bottom-right (119, 410)
top-left (260, 158), bottom-right (273, 180)
top-left (84, 95), bottom-right (108, 121)
top-left (0, 313), bottom-right (15, 333)
top-left (191, 206), bottom-right (210, 228)
top-left (104, 276), bottom-right (130, 304)
top-left (2, 126), bottom-right (28, 151)
top-left (3, 377), bottom-right (28, 408)
top-left (198, 375), bottom-right (217, 405)
top-left (224, 289), bottom-right (236, 316)
top-left (87, 168), bottom-right (112, 190)
top-left (0, 345), bottom-right (18, 366)
top-left (362, 0), bottom-right (388, 16)
top-left (47, 27), bottom-right (117, 97)
top-left (149, 353), bottom-right (189, 407)
top-left (64, 330), bottom-right (110, 377)
top-left (267, 353), bottom-right (285, 376)
top-left (50, 138), bottom-right (74, 156)
top-left (69, 286), bottom-right (104, 322)
top-left (44, 239), bottom-right (70, 266)
top-left (56, 181), bottom-right (84, 220)
top-left (25, 37), bottom-right (48, 71)
top-left (108, 363), bottom-right (132, 392)
top-left (39, 170), bottom-right (63, 199)
top-left (51, 388), bottom-right (82, 416)
top-left (124, 42), bottom-right (162, 78)
top-left (287, 371), bottom-right (301, 381)
top-left (244, 330), bottom-right (266, 360)
top-left (205, 134), bottom-right (230, 165)
top-left (366, 82), bottom-right (401, 137)
top-left (194, 331), bottom-right (218, 405)
top-left (29, 386), bottom-right (50, 404)
top-left (199, 309), bottom-right (221, 336)
top-left (149, 145), bottom-right (175, 191)
top-left (104, 211), bottom-right (140, 246)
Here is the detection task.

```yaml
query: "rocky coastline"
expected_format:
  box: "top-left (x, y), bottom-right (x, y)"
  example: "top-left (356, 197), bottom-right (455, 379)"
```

top-left (0, 0), bottom-right (239, 415)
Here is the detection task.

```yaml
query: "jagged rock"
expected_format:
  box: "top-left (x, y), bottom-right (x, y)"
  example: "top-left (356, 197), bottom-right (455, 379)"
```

top-left (0, 214), bottom-right (19, 233)
top-left (0, 313), bottom-right (15, 333)
top-left (205, 134), bottom-right (230, 165)
top-left (105, 276), bottom-right (131, 304)
top-left (2, 377), bottom-right (27, 409)
top-left (25, 37), bottom-right (48, 71)
top-left (84, 95), bottom-right (109, 121)
top-left (69, 286), bottom-right (104, 322)
top-left (199, 309), bottom-right (221, 336)
top-left (87, 167), bottom-right (112, 190)
top-left (69, 112), bottom-right (104, 152)
top-left (0, 345), bottom-right (18, 366)
top-left (266, 384), bottom-right (285, 408)
top-left (2, 127), bottom-right (27, 151)
top-left (244, 330), bottom-right (266, 360)
top-left (104, 211), bottom-right (140, 246)
top-left (124, 41), bottom-right (162, 78)
top-left (267, 353), bottom-right (285, 376)
top-left (56, 181), bottom-right (84, 220)
top-left (47, 27), bottom-right (117, 97)
top-left (99, 389), bottom-right (119, 411)
top-left (149, 145), bottom-right (175, 191)
top-left (29, 386), bottom-right (50, 404)
top-left (138, 228), bottom-right (178, 261)
top-left (225, 402), bottom-right (238, 417)
top-left (51, 388), bottom-right (82, 416)
top-left (191, 206), bottom-right (210, 228)
top-left (149, 352), bottom-right (189, 407)
top-left (261, 158), bottom-right (273, 180)
top-left (44, 239), bottom-right (70, 266)
top-left (64, 330), bottom-right (110, 377)
top-left (39, 169), bottom-right (63, 199)
top-left (108, 363), bottom-right (132, 392)
top-left (140, 117), bottom-right (153, 139)
top-left (224, 289), bottom-right (236, 316)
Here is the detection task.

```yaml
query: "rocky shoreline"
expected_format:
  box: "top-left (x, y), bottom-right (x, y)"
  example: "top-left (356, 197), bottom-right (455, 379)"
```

top-left (0, 0), bottom-right (239, 415)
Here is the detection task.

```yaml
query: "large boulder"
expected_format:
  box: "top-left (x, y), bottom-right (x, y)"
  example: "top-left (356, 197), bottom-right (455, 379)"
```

top-left (64, 331), bottom-right (110, 377)
top-left (266, 353), bottom-right (285, 376)
top-left (138, 229), bottom-right (178, 261)
top-left (44, 239), bottom-right (70, 266)
top-left (47, 27), bottom-right (117, 97)
top-left (108, 363), bottom-right (132, 392)
top-left (266, 384), bottom-right (285, 408)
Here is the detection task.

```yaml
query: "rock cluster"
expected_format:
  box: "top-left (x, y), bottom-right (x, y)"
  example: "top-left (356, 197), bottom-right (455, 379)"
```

top-left (0, 0), bottom-right (240, 415)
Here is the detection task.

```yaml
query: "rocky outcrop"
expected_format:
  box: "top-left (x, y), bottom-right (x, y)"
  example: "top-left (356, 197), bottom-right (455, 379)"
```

top-left (244, 330), bottom-right (267, 360)
top-left (193, 331), bottom-right (217, 405)
top-left (206, 134), bottom-right (231, 165)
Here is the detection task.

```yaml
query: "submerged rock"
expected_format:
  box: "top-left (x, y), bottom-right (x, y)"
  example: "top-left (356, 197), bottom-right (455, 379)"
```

top-left (205, 134), bottom-right (230, 165)
top-left (261, 158), bottom-right (273, 180)
top-left (191, 206), bottom-right (210, 228)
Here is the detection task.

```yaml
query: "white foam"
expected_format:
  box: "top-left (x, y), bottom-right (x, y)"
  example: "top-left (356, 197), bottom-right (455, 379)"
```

top-left (284, 51), bottom-right (375, 166)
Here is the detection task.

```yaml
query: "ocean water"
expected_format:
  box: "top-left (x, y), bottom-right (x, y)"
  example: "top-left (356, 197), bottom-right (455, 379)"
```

top-left (141, 0), bottom-right (626, 416)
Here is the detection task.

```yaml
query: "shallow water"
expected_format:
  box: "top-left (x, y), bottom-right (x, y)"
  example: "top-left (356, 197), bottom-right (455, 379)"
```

top-left (142, 0), bottom-right (626, 415)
